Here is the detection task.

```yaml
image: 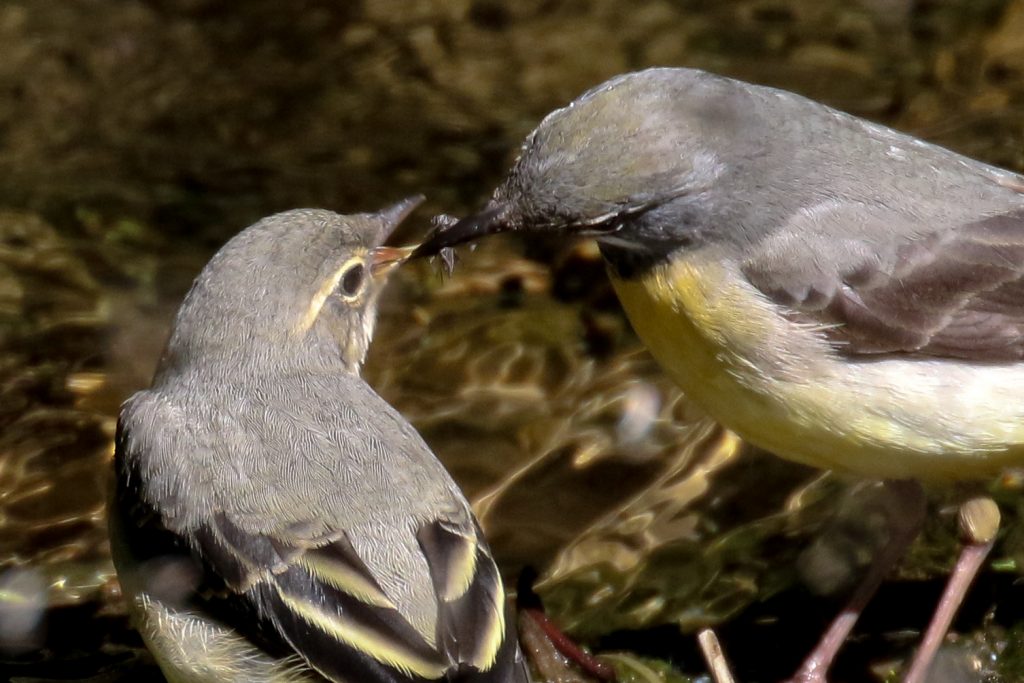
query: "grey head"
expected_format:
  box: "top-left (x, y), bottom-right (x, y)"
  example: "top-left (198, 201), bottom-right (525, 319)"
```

top-left (411, 68), bottom-right (767, 266)
top-left (412, 67), bottom-right (1024, 277)
top-left (155, 197), bottom-right (422, 384)
top-left (496, 68), bottom-right (733, 235)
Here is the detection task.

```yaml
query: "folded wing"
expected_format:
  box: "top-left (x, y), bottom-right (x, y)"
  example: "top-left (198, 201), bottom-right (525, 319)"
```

top-left (742, 206), bottom-right (1024, 361)
top-left (116, 388), bottom-right (528, 683)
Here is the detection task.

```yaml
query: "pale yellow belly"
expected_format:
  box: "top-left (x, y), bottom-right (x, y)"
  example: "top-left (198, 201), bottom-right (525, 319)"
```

top-left (609, 256), bottom-right (1024, 481)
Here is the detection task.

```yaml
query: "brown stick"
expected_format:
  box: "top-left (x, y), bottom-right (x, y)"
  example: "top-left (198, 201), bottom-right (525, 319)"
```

top-left (698, 628), bottom-right (736, 683)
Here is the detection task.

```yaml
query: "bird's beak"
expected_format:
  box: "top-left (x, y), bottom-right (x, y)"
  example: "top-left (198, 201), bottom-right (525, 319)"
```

top-left (374, 194), bottom-right (426, 246)
top-left (409, 204), bottom-right (510, 260)
top-left (407, 200), bottom-right (626, 261)
top-left (370, 245), bottom-right (415, 277)
top-left (369, 195), bottom-right (426, 277)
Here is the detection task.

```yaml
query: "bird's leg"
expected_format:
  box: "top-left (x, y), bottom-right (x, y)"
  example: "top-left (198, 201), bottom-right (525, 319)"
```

top-left (789, 479), bottom-right (927, 683)
top-left (901, 497), bottom-right (1000, 683)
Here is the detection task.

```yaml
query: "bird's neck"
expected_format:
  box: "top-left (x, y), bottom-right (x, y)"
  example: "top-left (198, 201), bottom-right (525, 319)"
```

top-left (153, 334), bottom-right (359, 389)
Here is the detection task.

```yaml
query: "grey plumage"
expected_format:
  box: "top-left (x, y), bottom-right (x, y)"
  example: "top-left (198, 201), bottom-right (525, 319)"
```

top-left (110, 203), bottom-right (529, 683)
top-left (410, 66), bottom-right (1024, 683)
top-left (418, 67), bottom-right (1024, 362)
top-left (412, 69), bottom-right (1024, 478)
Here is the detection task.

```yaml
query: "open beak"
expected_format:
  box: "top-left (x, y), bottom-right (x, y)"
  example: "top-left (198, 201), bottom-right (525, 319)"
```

top-left (374, 194), bottom-right (425, 246)
top-left (369, 195), bottom-right (426, 277)
top-left (370, 245), bottom-right (416, 277)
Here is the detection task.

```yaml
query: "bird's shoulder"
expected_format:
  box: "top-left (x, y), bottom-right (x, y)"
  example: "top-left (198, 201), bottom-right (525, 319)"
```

top-left (122, 374), bottom-right (458, 513)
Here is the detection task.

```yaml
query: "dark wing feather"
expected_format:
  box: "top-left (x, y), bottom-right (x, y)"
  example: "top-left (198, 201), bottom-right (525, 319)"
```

top-left (743, 207), bottom-right (1024, 361)
top-left (198, 512), bottom-right (524, 683)
top-left (192, 514), bottom-right (449, 681)
top-left (418, 520), bottom-right (512, 677)
top-left (116, 392), bottom-right (528, 683)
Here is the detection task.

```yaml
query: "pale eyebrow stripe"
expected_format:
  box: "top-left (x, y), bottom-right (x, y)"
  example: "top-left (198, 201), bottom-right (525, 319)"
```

top-left (297, 254), bottom-right (366, 333)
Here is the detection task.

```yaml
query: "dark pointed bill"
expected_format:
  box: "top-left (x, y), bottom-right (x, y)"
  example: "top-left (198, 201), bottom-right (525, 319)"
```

top-left (368, 195), bottom-right (426, 276)
top-left (374, 194), bottom-right (426, 247)
top-left (409, 205), bottom-right (510, 260)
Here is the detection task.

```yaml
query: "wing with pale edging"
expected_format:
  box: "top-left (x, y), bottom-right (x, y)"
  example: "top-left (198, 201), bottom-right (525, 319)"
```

top-left (116, 392), bottom-right (528, 683)
top-left (742, 206), bottom-right (1024, 361)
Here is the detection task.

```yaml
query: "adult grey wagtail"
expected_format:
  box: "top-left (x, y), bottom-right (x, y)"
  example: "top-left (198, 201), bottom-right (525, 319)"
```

top-left (109, 198), bottom-right (530, 683)
top-left (411, 67), bottom-right (1024, 683)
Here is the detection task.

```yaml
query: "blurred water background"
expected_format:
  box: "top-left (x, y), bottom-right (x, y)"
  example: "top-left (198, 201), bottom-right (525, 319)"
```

top-left (4, 1), bottom-right (1024, 680)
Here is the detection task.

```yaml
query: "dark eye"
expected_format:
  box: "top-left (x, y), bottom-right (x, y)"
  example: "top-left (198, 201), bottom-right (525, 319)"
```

top-left (340, 262), bottom-right (365, 297)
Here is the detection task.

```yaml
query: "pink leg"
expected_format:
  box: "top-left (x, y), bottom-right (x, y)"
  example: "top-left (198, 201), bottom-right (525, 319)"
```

top-left (901, 498), bottom-right (1000, 683)
top-left (789, 480), bottom-right (927, 683)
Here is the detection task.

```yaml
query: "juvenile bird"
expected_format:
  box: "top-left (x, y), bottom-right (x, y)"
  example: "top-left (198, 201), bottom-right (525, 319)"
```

top-left (109, 198), bottom-right (530, 683)
top-left (412, 67), bottom-right (1024, 683)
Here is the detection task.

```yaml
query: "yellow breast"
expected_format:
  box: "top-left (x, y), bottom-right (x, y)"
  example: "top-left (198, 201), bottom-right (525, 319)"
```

top-left (608, 254), bottom-right (1024, 481)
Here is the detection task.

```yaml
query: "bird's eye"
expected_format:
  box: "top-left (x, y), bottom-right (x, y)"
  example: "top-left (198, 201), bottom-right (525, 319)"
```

top-left (339, 263), bottom-right (366, 297)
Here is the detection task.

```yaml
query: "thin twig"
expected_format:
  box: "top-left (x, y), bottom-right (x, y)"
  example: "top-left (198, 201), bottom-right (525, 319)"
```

top-left (698, 628), bottom-right (737, 683)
